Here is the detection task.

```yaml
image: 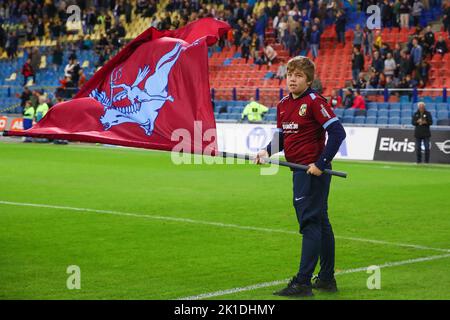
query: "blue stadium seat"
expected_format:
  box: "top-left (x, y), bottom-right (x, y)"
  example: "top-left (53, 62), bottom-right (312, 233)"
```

top-left (422, 96), bottom-right (433, 103)
top-left (431, 111), bottom-right (437, 119)
top-left (366, 116), bottom-right (377, 124)
top-left (389, 110), bottom-right (400, 118)
top-left (399, 96), bottom-right (410, 103)
top-left (228, 113), bottom-right (241, 120)
top-left (427, 105), bottom-right (436, 113)
top-left (389, 117), bottom-right (400, 125)
top-left (401, 110), bottom-right (412, 118)
top-left (437, 111), bottom-right (449, 120)
top-left (435, 103), bottom-right (448, 110)
top-left (400, 103), bottom-right (412, 111)
top-left (377, 117), bottom-right (388, 125)
top-left (334, 108), bottom-right (344, 117)
top-left (217, 113), bottom-right (228, 120)
top-left (268, 108), bottom-right (277, 114)
top-left (343, 115), bottom-right (354, 124)
top-left (354, 116), bottom-right (365, 124)
top-left (433, 97), bottom-right (444, 103)
top-left (367, 102), bottom-right (378, 110)
top-left (343, 108), bottom-right (355, 116)
top-left (378, 103), bottom-right (389, 109)
top-left (265, 114), bottom-right (276, 122)
top-left (231, 106), bottom-right (243, 114)
top-left (378, 110), bottom-right (389, 118)
top-left (401, 117), bottom-right (412, 125)
top-left (389, 103), bottom-right (401, 110)
top-left (367, 109), bottom-right (377, 117)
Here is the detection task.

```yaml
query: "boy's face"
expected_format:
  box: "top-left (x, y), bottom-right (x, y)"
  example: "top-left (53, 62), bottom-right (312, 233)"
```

top-left (287, 68), bottom-right (310, 95)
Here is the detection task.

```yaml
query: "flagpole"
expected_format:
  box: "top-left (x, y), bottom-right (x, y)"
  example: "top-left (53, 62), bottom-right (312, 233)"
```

top-left (218, 152), bottom-right (348, 178)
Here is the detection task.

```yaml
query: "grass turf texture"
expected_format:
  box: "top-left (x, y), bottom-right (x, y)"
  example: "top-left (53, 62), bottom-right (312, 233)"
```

top-left (0, 141), bottom-right (449, 300)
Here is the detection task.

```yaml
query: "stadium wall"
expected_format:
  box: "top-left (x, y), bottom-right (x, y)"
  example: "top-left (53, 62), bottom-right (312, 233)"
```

top-left (217, 123), bottom-right (450, 164)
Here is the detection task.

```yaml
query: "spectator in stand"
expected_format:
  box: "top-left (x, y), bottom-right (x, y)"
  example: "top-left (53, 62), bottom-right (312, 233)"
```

top-left (417, 60), bottom-right (430, 84)
top-left (21, 58), bottom-right (35, 86)
top-left (352, 24), bottom-right (364, 49)
top-left (287, 29), bottom-right (299, 57)
top-left (255, 12), bottom-right (268, 47)
top-left (335, 10), bottom-right (346, 46)
top-left (351, 46), bottom-right (364, 82)
top-left (69, 58), bottom-right (81, 89)
top-left (240, 31), bottom-right (251, 63)
top-left (384, 52), bottom-right (396, 77)
top-left (434, 35), bottom-right (448, 56)
top-left (250, 33), bottom-right (261, 60)
top-left (274, 59), bottom-right (287, 84)
top-left (392, 0), bottom-right (401, 29)
top-left (399, 0), bottom-right (411, 29)
top-left (371, 50), bottom-right (384, 73)
top-left (263, 42), bottom-right (277, 66)
top-left (85, 7), bottom-right (97, 35)
top-left (343, 88), bottom-right (355, 109)
top-left (393, 43), bottom-right (403, 72)
top-left (385, 75), bottom-right (397, 90)
top-left (379, 42), bottom-right (392, 60)
top-left (255, 50), bottom-right (268, 70)
top-left (367, 68), bottom-right (380, 92)
top-left (374, 30), bottom-right (383, 50)
top-left (52, 43), bottom-right (63, 71)
top-left (17, 86), bottom-right (32, 109)
top-left (351, 89), bottom-right (366, 112)
top-left (423, 25), bottom-right (436, 57)
top-left (64, 57), bottom-right (75, 79)
top-left (381, 0), bottom-right (393, 29)
top-left (329, 89), bottom-right (343, 108)
top-left (412, 0), bottom-right (424, 27)
top-left (399, 49), bottom-right (412, 79)
top-left (354, 71), bottom-right (368, 89)
top-left (310, 24), bottom-right (321, 59)
top-left (5, 31), bottom-right (18, 59)
top-left (226, 28), bottom-right (234, 49)
top-left (363, 27), bottom-right (374, 56)
top-left (30, 47), bottom-right (41, 76)
top-left (444, 0), bottom-right (450, 38)
top-left (410, 37), bottom-right (423, 75)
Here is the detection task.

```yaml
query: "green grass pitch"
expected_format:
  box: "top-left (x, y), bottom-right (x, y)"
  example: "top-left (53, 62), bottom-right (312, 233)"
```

top-left (0, 141), bottom-right (449, 300)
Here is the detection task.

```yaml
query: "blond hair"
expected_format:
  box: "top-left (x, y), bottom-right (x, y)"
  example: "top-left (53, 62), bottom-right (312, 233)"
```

top-left (287, 56), bottom-right (315, 85)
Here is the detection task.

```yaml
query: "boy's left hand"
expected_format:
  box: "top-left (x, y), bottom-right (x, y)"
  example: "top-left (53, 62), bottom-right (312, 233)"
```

top-left (307, 163), bottom-right (323, 176)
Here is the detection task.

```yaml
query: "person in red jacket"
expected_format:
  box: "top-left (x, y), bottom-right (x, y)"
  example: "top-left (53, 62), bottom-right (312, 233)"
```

top-left (21, 58), bottom-right (35, 86)
top-left (351, 89), bottom-right (366, 110)
top-left (329, 89), bottom-right (343, 108)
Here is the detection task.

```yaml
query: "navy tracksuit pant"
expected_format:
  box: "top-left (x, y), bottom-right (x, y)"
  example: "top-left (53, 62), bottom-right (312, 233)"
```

top-left (292, 168), bottom-right (335, 284)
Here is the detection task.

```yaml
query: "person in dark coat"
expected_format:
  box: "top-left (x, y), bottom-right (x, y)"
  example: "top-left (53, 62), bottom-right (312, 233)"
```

top-left (412, 102), bottom-right (433, 164)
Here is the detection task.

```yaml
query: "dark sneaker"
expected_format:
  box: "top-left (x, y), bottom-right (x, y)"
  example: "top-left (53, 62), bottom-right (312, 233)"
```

top-left (273, 277), bottom-right (313, 297)
top-left (312, 276), bottom-right (338, 292)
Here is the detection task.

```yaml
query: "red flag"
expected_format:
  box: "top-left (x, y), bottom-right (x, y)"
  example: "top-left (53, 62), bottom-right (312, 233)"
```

top-left (7, 18), bottom-right (230, 155)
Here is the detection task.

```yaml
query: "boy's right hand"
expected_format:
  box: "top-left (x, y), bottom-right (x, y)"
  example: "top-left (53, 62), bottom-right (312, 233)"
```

top-left (254, 149), bottom-right (269, 164)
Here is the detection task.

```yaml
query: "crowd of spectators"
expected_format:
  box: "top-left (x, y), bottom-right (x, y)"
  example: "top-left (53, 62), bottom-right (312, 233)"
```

top-left (349, 23), bottom-right (448, 104)
top-left (0, 0), bottom-right (448, 117)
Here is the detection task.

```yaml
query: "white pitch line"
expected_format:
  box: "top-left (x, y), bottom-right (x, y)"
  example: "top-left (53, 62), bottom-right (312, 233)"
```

top-left (178, 253), bottom-right (450, 300)
top-left (0, 200), bottom-right (449, 254)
